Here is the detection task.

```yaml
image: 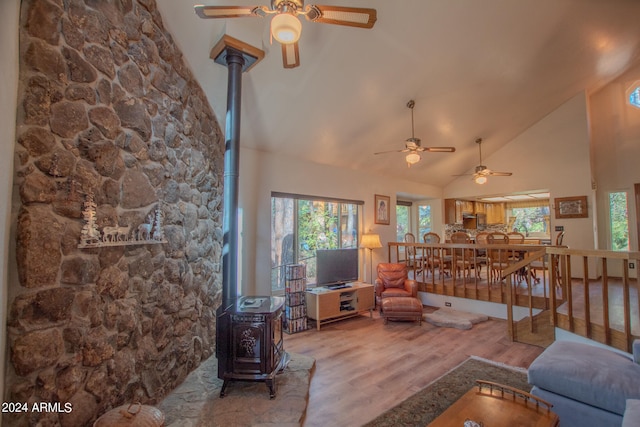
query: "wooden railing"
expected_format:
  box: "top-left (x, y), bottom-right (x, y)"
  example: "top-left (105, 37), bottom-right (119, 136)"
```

top-left (389, 242), bottom-right (640, 353)
top-left (524, 247), bottom-right (640, 352)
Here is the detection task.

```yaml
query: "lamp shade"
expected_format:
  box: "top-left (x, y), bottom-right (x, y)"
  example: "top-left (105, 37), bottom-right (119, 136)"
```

top-left (271, 13), bottom-right (302, 44)
top-left (360, 233), bottom-right (382, 249)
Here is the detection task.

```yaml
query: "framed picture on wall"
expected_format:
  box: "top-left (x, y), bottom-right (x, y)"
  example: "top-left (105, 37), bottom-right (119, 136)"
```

top-left (374, 194), bottom-right (390, 225)
top-left (555, 195), bottom-right (588, 219)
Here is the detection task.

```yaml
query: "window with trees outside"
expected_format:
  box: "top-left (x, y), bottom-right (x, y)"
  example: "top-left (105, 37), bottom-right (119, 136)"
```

top-left (396, 202), bottom-right (411, 242)
top-left (609, 191), bottom-right (629, 251)
top-left (418, 204), bottom-right (432, 239)
top-left (271, 193), bottom-right (361, 291)
top-left (507, 201), bottom-right (550, 235)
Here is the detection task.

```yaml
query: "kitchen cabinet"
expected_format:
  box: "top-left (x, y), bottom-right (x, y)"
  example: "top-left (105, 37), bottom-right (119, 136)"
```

top-left (445, 199), bottom-right (473, 224)
top-left (445, 199), bottom-right (505, 225)
top-left (460, 200), bottom-right (475, 215)
top-left (444, 199), bottom-right (460, 224)
top-left (486, 202), bottom-right (505, 224)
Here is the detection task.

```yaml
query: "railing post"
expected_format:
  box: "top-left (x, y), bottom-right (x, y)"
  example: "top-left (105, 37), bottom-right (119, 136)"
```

top-left (602, 259), bottom-right (610, 346)
top-left (583, 256), bottom-right (591, 338)
top-left (506, 273), bottom-right (514, 342)
top-left (623, 259), bottom-right (632, 352)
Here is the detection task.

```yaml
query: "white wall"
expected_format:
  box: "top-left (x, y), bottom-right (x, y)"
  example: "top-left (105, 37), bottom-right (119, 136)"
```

top-left (238, 147), bottom-right (443, 295)
top-left (0, 0), bottom-right (19, 408)
top-left (590, 60), bottom-right (640, 253)
top-left (445, 92), bottom-right (597, 277)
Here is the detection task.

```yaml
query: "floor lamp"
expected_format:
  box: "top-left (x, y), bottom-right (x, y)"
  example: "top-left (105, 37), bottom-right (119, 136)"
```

top-left (360, 233), bottom-right (382, 283)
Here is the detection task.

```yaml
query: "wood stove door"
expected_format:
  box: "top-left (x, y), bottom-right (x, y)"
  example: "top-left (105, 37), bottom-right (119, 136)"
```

top-left (231, 315), bottom-right (267, 375)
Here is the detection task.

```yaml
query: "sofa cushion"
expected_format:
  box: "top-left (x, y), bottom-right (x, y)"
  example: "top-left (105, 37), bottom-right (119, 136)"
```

top-left (531, 386), bottom-right (622, 427)
top-left (623, 399), bottom-right (640, 427)
top-left (528, 340), bottom-right (640, 415)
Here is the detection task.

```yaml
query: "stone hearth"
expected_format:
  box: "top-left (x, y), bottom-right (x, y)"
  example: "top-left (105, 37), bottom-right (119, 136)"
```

top-left (157, 353), bottom-right (315, 427)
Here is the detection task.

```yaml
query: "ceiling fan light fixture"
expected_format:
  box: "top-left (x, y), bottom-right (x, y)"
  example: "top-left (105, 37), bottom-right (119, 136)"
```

top-left (271, 13), bottom-right (302, 44)
top-left (474, 175), bottom-right (488, 185)
top-left (406, 152), bottom-right (421, 166)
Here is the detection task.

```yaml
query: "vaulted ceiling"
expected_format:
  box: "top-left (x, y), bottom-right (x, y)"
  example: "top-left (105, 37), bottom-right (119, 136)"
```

top-left (157, 0), bottom-right (640, 188)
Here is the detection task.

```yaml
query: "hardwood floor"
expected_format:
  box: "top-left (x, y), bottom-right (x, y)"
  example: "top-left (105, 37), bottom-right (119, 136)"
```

top-left (283, 308), bottom-right (545, 427)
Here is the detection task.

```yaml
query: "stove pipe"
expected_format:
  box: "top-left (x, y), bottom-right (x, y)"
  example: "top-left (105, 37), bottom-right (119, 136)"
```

top-left (221, 49), bottom-right (244, 308)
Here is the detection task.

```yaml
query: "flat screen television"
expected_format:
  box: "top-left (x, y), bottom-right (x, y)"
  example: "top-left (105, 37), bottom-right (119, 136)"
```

top-left (315, 248), bottom-right (359, 287)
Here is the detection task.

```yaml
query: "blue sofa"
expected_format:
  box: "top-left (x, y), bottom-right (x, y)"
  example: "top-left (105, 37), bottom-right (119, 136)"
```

top-left (528, 340), bottom-right (640, 427)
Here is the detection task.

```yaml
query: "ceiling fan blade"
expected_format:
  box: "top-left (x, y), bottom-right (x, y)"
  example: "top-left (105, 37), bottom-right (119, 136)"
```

top-left (374, 149), bottom-right (409, 155)
top-left (451, 173), bottom-right (474, 177)
top-left (194, 5), bottom-right (263, 19)
top-left (304, 5), bottom-right (377, 28)
top-left (281, 42), bottom-right (300, 68)
top-left (488, 171), bottom-right (513, 176)
top-left (421, 146), bottom-right (456, 153)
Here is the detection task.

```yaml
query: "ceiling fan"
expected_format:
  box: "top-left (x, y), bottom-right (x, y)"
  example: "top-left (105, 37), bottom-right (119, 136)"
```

top-left (454, 138), bottom-right (513, 184)
top-left (194, 1), bottom-right (377, 69)
top-left (374, 100), bottom-right (456, 168)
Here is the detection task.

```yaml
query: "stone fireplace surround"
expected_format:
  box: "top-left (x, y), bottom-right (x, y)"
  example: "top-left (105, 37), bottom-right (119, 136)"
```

top-left (6, 0), bottom-right (224, 425)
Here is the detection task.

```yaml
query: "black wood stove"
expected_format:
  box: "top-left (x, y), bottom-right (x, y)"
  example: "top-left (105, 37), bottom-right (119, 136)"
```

top-left (216, 296), bottom-right (290, 398)
top-left (212, 38), bottom-right (289, 399)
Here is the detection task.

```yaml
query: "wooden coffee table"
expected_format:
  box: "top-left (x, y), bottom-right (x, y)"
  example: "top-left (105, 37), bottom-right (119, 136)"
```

top-left (428, 380), bottom-right (559, 427)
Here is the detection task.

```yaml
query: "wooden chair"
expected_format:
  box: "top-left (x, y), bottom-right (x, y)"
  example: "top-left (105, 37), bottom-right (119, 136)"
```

top-left (404, 232), bottom-right (425, 276)
top-left (507, 232), bottom-right (525, 244)
top-left (487, 232), bottom-right (510, 283)
top-left (422, 232), bottom-right (450, 277)
top-left (474, 231), bottom-right (490, 276)
top-left (507, 232), bottom-right (526, 281)
top-left (530, 231), bottom-right (565, 284)
top-left (451, 232), bottom-right (478, 278)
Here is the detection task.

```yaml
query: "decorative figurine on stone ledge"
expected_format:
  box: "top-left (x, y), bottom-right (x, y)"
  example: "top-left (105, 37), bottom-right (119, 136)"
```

top-left (79, 193), bottom-right (100, 247)
top-left (152, 206), bottom-right (164, 241)
top-left (79, 196), bottom-right (166, 248)
top-left (137, 215), bottom-right (153, 241)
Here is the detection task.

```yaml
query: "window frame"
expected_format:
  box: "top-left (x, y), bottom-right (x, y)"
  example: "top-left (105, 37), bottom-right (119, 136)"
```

top-left (608, 190), bottom-right (630, 252)
top-left (417, 204), bottom-right (432, 240)
top-left (396, 201), bottom-right (411, 242)
top-left (271, 192), bottom-right (363, 291)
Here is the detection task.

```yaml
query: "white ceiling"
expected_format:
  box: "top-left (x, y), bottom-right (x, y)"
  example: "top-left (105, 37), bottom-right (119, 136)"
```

top-left (156, 0), bottom-right (640, 189)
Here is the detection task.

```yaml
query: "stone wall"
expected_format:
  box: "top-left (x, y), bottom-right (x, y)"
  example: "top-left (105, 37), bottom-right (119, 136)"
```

top-left (6, 0), bottom-right (224, 425)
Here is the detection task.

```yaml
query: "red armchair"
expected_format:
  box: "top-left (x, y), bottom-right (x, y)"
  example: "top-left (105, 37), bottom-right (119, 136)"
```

top-left (374, 263), bottom-right (417, 307)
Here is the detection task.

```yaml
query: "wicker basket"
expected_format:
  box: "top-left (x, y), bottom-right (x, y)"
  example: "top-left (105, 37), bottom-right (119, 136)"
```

top-left (93, 403), bottom-right (165, 427)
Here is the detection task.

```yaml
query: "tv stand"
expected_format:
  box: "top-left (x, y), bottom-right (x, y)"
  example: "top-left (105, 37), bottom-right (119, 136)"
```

top-left (306, 282), bottom-right (374, 330)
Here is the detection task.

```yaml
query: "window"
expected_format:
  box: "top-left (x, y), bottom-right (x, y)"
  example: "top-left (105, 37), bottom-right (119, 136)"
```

top-left (271, 193), bottom-right (361, 291)
top-left (628, 85), bottom-right (640, 109)
top-left (609, 191), bottom-right (629, 251)
top-left (507, 201), bottom-right (550, 234)
top-left (418, 204), bottom-right (432, 239)
top-left (396, 202), bottom-right (411, 241)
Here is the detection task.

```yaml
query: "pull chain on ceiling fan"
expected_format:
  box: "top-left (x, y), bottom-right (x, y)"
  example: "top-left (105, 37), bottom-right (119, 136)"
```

top-left (374, 100), bottom-right (455, 168)
top-left (195, 0), bottom-right (377, 68)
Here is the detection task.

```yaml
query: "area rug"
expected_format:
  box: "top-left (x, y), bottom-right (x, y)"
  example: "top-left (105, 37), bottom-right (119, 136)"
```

top-left (363, 357), bottom-right (529, 427)
top-left (423, 307), bottom-right (489, 330)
